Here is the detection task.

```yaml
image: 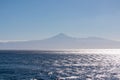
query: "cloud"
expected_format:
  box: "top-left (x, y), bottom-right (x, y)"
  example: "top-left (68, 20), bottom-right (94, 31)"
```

top-left (0, 40), bottom-right (28, 43)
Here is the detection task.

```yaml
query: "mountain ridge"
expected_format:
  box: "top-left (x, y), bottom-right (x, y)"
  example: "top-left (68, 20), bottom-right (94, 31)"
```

top-left (0, 33), bottom-right (120, 50)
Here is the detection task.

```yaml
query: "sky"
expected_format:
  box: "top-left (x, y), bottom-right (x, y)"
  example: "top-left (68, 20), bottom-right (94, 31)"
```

top-left (0, 0), bottom-right (120, 41)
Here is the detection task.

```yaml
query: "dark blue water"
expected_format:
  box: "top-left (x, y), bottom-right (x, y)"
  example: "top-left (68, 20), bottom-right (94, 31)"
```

top-left (0, 50), bottom-right (120, 80)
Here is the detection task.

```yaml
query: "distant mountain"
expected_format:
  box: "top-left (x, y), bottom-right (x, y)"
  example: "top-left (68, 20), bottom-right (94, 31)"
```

top-left (0, 33), bottom-right (120, 50)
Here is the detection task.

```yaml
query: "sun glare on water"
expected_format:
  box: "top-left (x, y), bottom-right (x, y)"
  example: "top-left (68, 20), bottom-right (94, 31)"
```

top-left (61, 49), bottom-right (120, 54)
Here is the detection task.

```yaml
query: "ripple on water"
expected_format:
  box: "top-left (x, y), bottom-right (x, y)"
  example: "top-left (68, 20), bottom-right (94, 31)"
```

top-left (0, 50), bottom-right (120, 80)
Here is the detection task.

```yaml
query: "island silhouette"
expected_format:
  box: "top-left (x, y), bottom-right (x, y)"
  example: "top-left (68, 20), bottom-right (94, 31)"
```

top-left (0, 33), bottom-right (120, 50)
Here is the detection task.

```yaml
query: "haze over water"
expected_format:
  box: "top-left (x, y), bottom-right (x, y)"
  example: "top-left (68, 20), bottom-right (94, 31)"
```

top-left (0, 49), bottom-right (120, 80)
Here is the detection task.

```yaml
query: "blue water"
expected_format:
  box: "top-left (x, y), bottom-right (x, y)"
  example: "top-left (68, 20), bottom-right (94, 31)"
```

top-left (0, 50), bottom-right (120, 80)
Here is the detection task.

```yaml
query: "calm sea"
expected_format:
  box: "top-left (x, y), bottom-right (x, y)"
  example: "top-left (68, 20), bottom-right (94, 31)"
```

top-left (0, 49), bottom-right (120, 80)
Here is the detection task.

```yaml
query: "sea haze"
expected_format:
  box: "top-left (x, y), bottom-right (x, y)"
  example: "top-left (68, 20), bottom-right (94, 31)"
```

top-left (0, 49), bottom-right (120, 80)
top-left (0, 33), bottom-right (120, 50)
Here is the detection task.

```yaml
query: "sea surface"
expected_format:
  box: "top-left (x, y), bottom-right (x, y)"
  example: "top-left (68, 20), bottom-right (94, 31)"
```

top-left (0, 49), bottom-right (120, 80)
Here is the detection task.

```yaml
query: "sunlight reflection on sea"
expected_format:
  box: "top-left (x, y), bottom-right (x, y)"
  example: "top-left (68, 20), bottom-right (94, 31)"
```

top-left (0, 49), bottom-right (120, 80)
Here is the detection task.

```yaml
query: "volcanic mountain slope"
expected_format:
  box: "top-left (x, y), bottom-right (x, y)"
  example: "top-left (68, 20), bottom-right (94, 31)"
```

top-left (0, 33), bottom-right (120, 50)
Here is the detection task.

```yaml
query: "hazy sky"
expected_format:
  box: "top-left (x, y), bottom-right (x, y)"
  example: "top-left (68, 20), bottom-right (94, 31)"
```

top-left (0, 0), bottom-right (120, 41)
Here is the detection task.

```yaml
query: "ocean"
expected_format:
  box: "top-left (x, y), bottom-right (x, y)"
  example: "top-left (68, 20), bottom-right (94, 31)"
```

top-left (0, 49), bottom-right (120, 80)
